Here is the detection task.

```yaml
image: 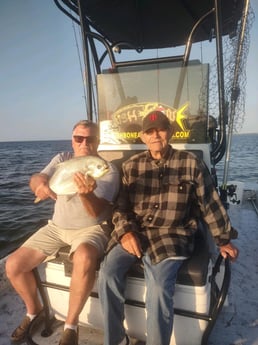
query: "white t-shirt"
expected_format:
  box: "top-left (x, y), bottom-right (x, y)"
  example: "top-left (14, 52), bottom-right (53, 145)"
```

top-left (41, 152), bottom-right (120, 229)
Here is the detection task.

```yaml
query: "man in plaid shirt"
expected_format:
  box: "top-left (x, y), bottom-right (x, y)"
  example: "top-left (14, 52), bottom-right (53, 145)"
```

top-left (99, 111), bottom-right (239, 345)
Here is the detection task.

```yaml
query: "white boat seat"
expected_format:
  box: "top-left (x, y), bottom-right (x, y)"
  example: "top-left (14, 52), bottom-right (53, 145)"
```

top-left (50, 226), bottom-right (210, 287)
top-left (128, 230), bottom-right (210, 286)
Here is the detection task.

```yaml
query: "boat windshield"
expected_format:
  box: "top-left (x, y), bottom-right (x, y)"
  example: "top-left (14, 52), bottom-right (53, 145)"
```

top-left (97, 60), bottom-right (215, 146)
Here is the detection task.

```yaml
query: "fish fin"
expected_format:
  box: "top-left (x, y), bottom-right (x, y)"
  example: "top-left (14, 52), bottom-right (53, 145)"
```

top-left (34, 197), bottom-right (41, 203)
top-left (66, 194), bottom-right (76, 202)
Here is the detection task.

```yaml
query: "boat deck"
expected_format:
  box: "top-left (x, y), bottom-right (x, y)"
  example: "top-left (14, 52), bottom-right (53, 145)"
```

top-left (1, 189), bottom-right (258, 345)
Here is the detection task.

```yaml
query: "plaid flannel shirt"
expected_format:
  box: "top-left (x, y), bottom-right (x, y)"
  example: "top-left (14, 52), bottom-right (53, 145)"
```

top-left (110, 146), bottom-right (233, 264)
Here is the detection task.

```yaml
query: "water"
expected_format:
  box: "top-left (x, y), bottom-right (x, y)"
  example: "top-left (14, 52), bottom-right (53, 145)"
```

top-left (0, 140), bottom-right (71, 257)
top-left (215, 133), bottom-right (258, 187)
top-left (0, 134), bottom-right (257, 258)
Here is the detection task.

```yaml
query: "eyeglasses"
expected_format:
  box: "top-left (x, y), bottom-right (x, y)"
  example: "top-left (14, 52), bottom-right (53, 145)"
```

top-left (73, 135), bottom-right (98, 144)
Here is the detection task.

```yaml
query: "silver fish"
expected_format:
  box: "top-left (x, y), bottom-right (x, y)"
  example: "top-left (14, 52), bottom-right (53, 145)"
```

top-left (34, 155), bottom-right (109, 202)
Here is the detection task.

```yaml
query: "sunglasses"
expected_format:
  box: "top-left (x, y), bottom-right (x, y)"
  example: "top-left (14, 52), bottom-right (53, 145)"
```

top-left (73, 135), bottom-right (98, 144)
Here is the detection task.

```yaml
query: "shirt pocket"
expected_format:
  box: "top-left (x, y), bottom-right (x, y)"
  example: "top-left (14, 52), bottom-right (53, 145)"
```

top-left (164, 177), bottom-right (195, 209)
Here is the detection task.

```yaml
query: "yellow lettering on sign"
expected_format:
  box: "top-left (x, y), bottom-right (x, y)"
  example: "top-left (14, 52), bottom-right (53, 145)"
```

top-left (175, 103), bottom-right (189, 131)
top-left (172, 131), bottom-right (190, 139)
top-left (116, 132), bottom-right (140, 139)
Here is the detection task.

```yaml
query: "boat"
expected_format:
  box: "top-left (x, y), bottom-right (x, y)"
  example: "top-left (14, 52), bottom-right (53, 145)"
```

top-left (1, 1), bottom-right (257, 344)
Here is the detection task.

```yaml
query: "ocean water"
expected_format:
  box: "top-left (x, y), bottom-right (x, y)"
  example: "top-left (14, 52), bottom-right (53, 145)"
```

top-left (0, 140), bottom-right (71, 257)
top-left (215, 133), bottom-right (258, 187)
top-left (0, 134), bottom-right (257, 258)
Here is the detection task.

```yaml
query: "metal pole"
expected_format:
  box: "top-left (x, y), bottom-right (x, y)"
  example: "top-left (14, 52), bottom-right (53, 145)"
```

top-left (77, 0), bottom-right (93, 120)
top-left (173, 9), bottom-right (214, 109)
top-left (212, 0), bottom-right (227, 162)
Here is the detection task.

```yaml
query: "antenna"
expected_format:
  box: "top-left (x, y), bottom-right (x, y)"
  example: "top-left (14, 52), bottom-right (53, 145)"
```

top-left (70, 12), bottom-right (87, 113)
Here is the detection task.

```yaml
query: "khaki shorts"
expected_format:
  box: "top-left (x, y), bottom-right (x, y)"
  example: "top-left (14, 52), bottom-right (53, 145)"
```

top-left (22, 220), bottom-right (109, 260)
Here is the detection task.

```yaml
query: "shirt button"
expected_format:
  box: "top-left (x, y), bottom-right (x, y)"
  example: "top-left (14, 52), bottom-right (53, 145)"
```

top-left (147, 216), bottom-right (153, 221)
top-left (154, 204), bottom-right (159, 209)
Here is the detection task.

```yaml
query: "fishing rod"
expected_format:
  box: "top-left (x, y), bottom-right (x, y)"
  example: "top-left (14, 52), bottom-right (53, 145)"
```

top-left (70, 10), bottom-right (87, 114)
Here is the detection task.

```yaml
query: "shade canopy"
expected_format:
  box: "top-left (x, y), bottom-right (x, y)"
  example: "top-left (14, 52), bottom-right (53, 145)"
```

top-left (58, 0), bottom-right (245, 49)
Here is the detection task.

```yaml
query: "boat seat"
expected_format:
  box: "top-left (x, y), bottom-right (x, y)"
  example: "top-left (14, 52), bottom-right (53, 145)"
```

top-left (128, 228), bottom-right (210, 286)
top-left (50, 225), bottom-right (210, 287)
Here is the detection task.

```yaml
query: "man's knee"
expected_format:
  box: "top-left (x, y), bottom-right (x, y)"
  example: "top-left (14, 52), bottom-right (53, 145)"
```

top-left (5, 255), bottom-right (14, 279)
top-left (5, 250), bottom-right (25, 278)
top-left (99, 254), bottom-right (126, 282)
top-left (5, 247), bottom-right (44, 278)
top-left (72, 243), bottom-right (99, 270)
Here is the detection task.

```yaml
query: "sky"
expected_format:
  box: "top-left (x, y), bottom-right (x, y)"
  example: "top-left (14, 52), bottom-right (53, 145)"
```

top-left (0, 0), bottom-right (257, 142)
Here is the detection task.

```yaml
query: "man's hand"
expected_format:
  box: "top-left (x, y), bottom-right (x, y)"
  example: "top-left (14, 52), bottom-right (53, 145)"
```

top-left (74, 172), bottom-right (97, 195)
top-left (120, 232), bottom-right (142, 258)
top-left (219, 242), bottom-right (239, 262)
top-left (30, 173), bottom-right (56, 203)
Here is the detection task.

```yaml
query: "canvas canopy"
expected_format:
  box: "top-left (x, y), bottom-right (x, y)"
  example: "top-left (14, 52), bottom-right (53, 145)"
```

top-left (57, 0), bottom-right (245, 49)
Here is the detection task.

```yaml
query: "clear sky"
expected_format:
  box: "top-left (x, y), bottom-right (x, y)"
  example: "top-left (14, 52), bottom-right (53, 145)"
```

top-left (0, 0), bottom-right (257, 142)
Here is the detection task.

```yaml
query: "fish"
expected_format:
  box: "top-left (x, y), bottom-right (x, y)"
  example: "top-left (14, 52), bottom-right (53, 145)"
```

top-left (34, 155), bottom-right (109, 203)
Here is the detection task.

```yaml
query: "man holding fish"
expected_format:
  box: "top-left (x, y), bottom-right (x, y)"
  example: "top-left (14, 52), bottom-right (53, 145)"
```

top-left (6, 120), bottom-right (120, 345)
